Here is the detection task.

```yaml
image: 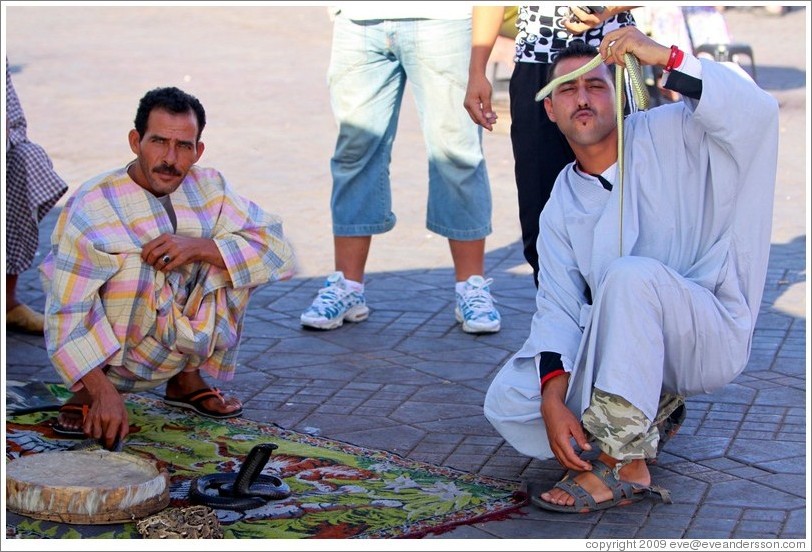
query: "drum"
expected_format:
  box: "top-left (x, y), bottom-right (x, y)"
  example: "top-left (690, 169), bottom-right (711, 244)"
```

top-left (6, 450), bottom-right (169, 524)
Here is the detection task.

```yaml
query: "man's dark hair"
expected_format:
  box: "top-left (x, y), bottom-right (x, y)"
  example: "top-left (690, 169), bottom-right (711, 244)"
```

top-left (134, 87), bottom-right (206, 141)
top-left (547, 41), bottom-right (603, 87)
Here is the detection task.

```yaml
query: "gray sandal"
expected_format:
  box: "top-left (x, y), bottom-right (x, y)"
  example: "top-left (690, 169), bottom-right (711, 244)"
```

top-left (530, 459), bottom-right (672, 514)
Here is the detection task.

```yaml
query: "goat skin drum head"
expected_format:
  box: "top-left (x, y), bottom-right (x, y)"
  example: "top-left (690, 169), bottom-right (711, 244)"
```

top-left (6, 450), bottom-right (170, 524)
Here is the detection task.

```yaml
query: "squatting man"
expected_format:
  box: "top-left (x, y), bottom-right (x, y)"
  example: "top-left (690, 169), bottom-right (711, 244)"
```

top-left (484, 27), bottom-right (778, 512)
top-left (41, 86), bottom-right (295, 449)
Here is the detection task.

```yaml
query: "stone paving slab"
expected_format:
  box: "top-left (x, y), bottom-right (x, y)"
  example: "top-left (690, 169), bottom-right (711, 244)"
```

top-left (3, 3), bottom-right (808, 541)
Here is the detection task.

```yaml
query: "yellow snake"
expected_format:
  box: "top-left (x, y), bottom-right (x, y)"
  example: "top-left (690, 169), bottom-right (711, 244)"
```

top-left (535, 52), bottom-right (650, 255)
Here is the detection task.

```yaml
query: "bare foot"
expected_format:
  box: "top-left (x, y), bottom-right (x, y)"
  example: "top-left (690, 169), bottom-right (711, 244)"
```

top-left (165, 370), bottom-right (242, 416)
top-left (540, 453), bottom-right (651, 508)
top-left (6, 303), bottom-right (45, 335)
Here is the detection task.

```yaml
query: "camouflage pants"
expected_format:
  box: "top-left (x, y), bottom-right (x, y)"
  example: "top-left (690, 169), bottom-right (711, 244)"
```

top-left (582, 388), bottom-right (684, 462)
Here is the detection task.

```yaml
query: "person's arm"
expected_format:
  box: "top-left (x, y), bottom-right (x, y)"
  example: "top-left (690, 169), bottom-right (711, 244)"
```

top-left (146, 170), bottom-right (295, 288)
top-left (533, 193), bottom-right (594, 472)
top-left (541, 370), bottom-right (592, 472)
top-left (601, 25), bottom-right (755, 107)
top-left (211, 175), bottom-right (296, 288)
top-left (463, 6), bottom-right (506, 131)
top-left (521, 203), bottom-right (596, 471)
top-left (80, 367), bottom-right (129, 450)
top-left (41, 196), bottom-right (124, 389)
top-left (600, 26), bottom-right (671, 70)
top-left (564, 6), bottom-right (639, 34)
top-left (532, 188), bottom-right (590, 361)
top-left (599, 26), bottom-right (778, 319)
top-left (142, 234), bottom-right (226, 272)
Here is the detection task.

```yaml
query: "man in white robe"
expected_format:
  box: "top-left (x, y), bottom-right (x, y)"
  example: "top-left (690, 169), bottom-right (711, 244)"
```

top-left (484, 27), bottom-right (778, 512)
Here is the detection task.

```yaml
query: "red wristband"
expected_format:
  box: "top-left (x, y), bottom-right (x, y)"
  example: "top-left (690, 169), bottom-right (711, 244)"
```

top-left (665, 45), bottom-right (684, 72)
top-left (540, 369), bottom-right (566, 391)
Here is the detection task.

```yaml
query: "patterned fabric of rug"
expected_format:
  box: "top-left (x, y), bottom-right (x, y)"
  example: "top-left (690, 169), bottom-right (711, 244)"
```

top-left (5, 384), bottom-right (525, 539)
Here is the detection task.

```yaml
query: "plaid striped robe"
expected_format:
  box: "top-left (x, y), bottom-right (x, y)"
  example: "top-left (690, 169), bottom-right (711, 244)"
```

top-left (6, 62), bottom-right (68, 274)
top-left (39, 165), bottom-right (295, 389)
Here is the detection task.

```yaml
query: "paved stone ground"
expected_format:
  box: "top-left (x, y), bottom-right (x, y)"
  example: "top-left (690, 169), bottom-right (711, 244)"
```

top-left (4, 4), bottom-right (808, 541)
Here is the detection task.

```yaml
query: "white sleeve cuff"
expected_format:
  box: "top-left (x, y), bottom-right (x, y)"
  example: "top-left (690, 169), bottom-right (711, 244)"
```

top-left (665, 51), bottom-right (703, 80)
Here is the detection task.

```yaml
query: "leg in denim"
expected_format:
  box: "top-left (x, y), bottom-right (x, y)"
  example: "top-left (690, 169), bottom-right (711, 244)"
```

top-left (328, 16), bottom-right (404, 237)
top-left (397, 18), bottom-right (492, 240)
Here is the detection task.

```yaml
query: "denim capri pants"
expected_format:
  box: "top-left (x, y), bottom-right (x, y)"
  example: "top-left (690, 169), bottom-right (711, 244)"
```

top-left (327, 14), bottom-right (492, 241)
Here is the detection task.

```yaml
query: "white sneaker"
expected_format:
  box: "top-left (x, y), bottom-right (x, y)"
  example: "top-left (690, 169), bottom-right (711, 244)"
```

top-left (300, 271), bottom-right (370, 330)
top-left (455, 275), bottom-right (501, 334)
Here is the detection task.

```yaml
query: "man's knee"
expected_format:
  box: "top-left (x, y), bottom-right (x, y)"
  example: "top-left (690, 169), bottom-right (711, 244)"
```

top-left (485, 373), bottom-right (557, 461)
top-left (598, 256), bottom-right (670, 305)
top-left (483, 379), bottom-right (509, 423)
top-left (484, 366), bottom-right (539, 423)
top-left (603, 256), bottom-right (664, 286)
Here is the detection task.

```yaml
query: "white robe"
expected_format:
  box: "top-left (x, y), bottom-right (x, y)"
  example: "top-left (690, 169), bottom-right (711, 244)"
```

top-left (485, 59), bottom-right (779, 460)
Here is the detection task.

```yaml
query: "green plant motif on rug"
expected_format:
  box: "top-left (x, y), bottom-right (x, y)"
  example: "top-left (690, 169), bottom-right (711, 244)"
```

top-left (7, 391), bottom-right (524, 539)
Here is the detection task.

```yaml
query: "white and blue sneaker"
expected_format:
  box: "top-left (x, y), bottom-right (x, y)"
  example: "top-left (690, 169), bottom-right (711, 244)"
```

top-left (300, 271), bottom-right (370, 330)
top-left (455, 275), bottom-right (501, 334)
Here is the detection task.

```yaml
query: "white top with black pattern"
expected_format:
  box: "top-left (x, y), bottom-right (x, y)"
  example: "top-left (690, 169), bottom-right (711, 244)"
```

top-left (514, 5), bottom-right (636, 64)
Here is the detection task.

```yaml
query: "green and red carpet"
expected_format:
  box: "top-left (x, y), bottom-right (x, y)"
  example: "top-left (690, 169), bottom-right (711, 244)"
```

top-left (5, 383), bottom-right (524, 539)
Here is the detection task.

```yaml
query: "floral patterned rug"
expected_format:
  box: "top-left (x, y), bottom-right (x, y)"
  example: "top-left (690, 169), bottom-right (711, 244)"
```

top-left (5, 383), bottom-right (525, 539)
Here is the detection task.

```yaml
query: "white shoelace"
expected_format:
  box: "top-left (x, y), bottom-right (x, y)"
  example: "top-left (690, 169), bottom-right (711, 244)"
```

top-left (313, 285), bottom-right (345, 307)
top-left (461, 278), bottom-right (497, 317)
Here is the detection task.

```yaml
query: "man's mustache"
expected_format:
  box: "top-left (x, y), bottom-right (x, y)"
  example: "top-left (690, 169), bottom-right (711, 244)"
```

top-left (572, 108), bottom-right (594, 119)
top-left (153, 164), bottom-right (181, 176)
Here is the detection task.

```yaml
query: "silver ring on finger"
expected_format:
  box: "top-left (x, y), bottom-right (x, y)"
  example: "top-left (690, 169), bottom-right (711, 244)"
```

top-left (162, 255), bottom-right (171, 264)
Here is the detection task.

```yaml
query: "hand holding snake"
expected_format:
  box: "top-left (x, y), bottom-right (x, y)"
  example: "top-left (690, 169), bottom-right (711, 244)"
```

top-left (536, 26), bottom-right (670, 104)
top-left (599, 26), bottom-right (672, 71)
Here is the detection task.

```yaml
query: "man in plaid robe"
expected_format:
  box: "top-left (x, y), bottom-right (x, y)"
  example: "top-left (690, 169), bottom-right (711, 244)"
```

top-left (40, 87), bottom-right (295, 449)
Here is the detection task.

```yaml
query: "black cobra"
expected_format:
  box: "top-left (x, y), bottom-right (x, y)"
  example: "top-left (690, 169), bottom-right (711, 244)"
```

top-left (189, 443), bottom-right (291, 511)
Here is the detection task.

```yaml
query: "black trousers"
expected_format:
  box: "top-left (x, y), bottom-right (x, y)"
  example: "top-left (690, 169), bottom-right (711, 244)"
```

top-left (509, 62), bottom-right (575, 287)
